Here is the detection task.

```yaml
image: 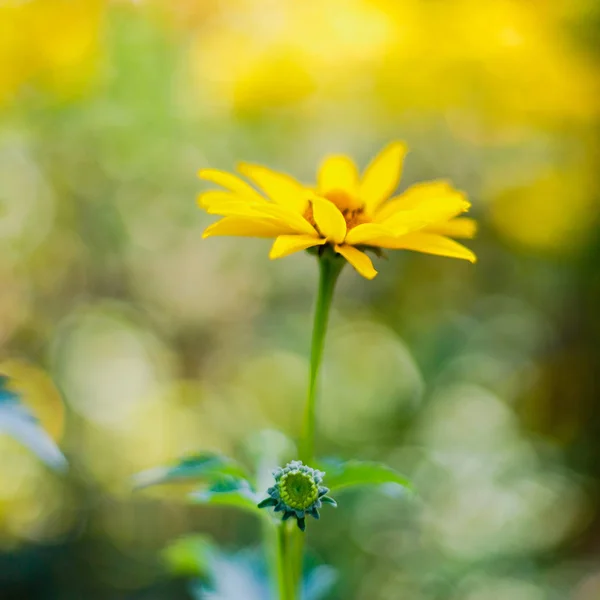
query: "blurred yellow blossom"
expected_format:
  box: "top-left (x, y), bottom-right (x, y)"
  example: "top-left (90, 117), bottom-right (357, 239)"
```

top-left (376, 0), bottom-right (600, 122)
top-left (190, 32), bottom-right (316, 113)
top-left (0, 4), bottom-right (26, 106)
top-left (0, 0), bottom-right (104, 106)
top-left (491, 168), bottom-right (599, 254)
top-left (184, 0), bottom-right (600, 122)
top-left (187, 0), bottom-right (394, 113)
top-left (197, 142), bottom-right (476, 279)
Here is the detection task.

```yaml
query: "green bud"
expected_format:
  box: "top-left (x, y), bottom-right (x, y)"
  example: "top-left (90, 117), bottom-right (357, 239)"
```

top-left (257, 460), bottom-right (337, 532)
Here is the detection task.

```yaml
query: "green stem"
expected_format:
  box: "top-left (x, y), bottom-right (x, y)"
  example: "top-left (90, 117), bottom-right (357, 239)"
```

top-left (267, 519), bottom-right (285, 600)
top-left (299, 250), bottom-right (344, 465)
top-left (276, 522), bottom-right (296, 600)
top-left (292, 249), bottom-right (344, 599)
top-left (290, 528), bottom-right (303, 599)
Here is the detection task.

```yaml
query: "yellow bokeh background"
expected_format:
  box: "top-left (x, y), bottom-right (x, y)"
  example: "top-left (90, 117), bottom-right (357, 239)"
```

top-left (1, 0), bottom-right (600, 598)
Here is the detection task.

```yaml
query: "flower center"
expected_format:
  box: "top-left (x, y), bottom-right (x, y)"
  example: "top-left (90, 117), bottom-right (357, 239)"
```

top-left (278, 471), bottom-right (319, 510)
top-left (303, 190), bottom-right (369, 236)
top-left (323, 189), bottom-right (362, 212)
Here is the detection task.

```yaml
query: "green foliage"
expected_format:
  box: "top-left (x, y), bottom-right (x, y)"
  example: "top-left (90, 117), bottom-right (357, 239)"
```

top-left (0, 375), bottom-right (67, 472)
top-left (132, 452), bottom-right (251, 489)
top-left (318, 459), bottom-right (412, 494)
top-left (163, 535), bottom-right (337, 600)
top-left (133, 451), bottom-right (265, 517)
top-left (163, 535), bottom-right (215, 578)
top-left (190, 477), bottom-right (263, 516)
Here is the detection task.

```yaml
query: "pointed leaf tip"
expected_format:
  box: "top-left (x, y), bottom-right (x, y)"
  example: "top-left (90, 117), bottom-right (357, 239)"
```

top-left (258, 497), bottom-right (278, 509)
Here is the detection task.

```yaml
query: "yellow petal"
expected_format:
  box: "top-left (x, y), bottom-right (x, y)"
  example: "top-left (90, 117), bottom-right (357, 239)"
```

top-left (379, 192), bottom-right (470, 236)
top-left (370, 232), bottom-right (476, 262)
top-left (375, 180), bottom-right (453, 221)
top-left (310, 196), bottom-right (347, 244)
top-left (197, 190), bottom-right (237, 209)
top-left (199, 191), bottom-right (265, 216)
top-left (205, 200), bottom-right (265, 218)
top-left (202, 196), bottom-right (315, 234)
top-left (334, 244), bottom-right (378, 279)
top-left (200, 195), bottom-right (295, 223)
top-left (424, 217), bottom-right (478, 239)
top-left (203, 217), bottom-right (293, 239)
top-left (318, 155), bottom-right (359, 196)
top-left (269, 235), bottom-right (326, 259)
top-left (360, 141), bottom-right (408, 214)
top-left (344, 223), bottom-right (395, 246)
top-left (198, 168), bottom-right (265, 202)
top-left (201, 199), bottom-right (318, 236)
top-left (238, 163), bottom-right (308, 213)
top-left (199, 192), bottom-right (317, 235)
top-left (257, 204), bottom-right (318, 236)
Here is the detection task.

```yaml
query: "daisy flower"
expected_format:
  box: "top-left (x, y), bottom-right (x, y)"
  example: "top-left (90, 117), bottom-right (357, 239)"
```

top-left (197, 142), bottom-right (476, 279)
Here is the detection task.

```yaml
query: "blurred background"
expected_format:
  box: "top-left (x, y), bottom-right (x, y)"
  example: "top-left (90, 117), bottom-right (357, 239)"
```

top-left (1, 0), bottom-right (600, 598)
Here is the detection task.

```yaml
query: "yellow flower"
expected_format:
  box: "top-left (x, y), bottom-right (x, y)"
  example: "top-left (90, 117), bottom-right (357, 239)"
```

top-left (197, 142), bottom-right (476, 279)
top-left (0, 0), bottom-right (103, 106)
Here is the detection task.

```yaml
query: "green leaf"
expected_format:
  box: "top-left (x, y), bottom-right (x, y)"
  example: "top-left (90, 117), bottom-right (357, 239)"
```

top-left (0, 376), bottom-right (67, 472)
top-left (319, 459), bottom-right (413, 494)
top-left (164, 539), bottom-right (337, 600)
top-left (132, 452), bottom-right (250, 490)
top-left (189, 477), bottom-right (263, 516)
top-left (163, 535), bottom-right (216, 578)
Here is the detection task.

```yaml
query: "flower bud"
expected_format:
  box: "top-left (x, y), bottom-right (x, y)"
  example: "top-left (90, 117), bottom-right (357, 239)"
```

top-left (258, 460), bottom-right (337, 531)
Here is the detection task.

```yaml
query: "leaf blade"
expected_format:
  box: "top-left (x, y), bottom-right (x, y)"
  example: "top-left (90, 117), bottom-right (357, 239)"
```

top-left (132, 452), bottom-right (250, 490)
top-left (318, 459), bottom-right (413, 494)
top-left (0, 376), bottom-right (67, 472)
top-left (189, 477), bottom-right (263, 516)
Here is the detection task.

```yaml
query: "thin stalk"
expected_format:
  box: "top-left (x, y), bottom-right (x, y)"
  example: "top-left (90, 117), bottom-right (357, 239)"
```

top-left (293, 249), bottom-right (344, 598)
top-left (299, 251), bottom-right (344, 465)
top-left (290, 527), bottom-right (303, 599)
top-left (276, 522), bottom-right (295, 600)
top-left (268, 519), bottom-right (286, 600)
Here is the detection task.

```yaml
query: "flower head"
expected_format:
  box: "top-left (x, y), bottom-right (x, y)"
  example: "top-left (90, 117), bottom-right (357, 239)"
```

top-left (197, 142), bottom-right (476, 279)
top-left (258, 460), bottom-right (337, 532)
